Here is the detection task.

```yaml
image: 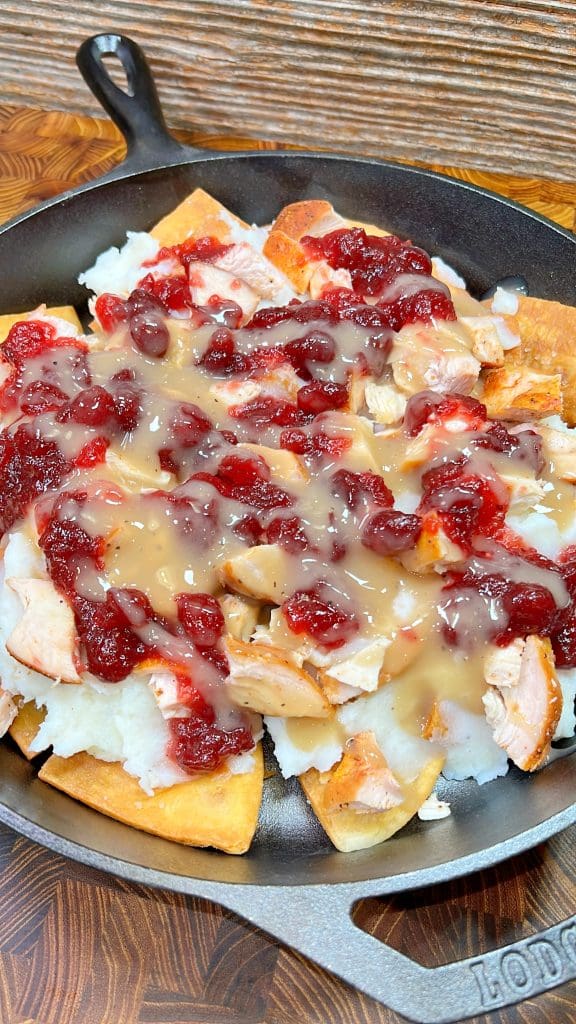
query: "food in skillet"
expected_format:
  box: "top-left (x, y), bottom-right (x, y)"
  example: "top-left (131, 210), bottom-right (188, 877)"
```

top-left (1, 190), bottom-right (575, 854)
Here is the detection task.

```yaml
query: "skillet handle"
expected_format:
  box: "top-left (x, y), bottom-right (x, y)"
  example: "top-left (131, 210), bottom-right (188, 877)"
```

top-left (211, 884), bottom-right (576, 1023)
top-left (76, 34), bottom-right (199, 172)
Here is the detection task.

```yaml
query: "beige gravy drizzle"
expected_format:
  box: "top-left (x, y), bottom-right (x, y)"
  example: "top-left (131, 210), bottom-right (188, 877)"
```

top-left (390, 642), bottom-right (487, 738)
top-left (10, 291), bottom-right (576, 741)
top-left (285, 716), bottom-right (346, 752)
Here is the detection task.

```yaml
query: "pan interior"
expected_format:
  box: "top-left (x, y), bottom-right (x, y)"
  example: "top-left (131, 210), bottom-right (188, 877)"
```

top-left (0, 152), bottom-right (575, 888)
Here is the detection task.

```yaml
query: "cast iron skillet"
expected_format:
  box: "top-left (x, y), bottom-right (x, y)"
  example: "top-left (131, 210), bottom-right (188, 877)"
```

top-left (0, 34), bottom-right (575, 1023)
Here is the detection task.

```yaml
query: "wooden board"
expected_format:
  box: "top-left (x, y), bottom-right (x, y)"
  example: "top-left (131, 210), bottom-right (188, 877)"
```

top-left (0, 3), bottom-right (576, 181)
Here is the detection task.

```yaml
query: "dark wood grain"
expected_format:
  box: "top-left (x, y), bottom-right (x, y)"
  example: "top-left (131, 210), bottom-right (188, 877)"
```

top-left (0, 102), bottom-right (575, 1023)
top-left (0, 3), bottom-right (576, 180)
top-left (1, 824), bottom-right (576, 1024)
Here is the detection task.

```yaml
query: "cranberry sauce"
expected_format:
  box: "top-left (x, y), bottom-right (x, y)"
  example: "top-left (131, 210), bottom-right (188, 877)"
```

top-left (5, 219), bottom-right (576, 782)
top-left (301, 228), bottom-right (456, 323)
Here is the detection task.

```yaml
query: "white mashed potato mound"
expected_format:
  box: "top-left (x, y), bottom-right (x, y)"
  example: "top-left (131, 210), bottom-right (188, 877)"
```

top-left (78, 231), bottom-right (160, 297)
top-left (264, 715), bottom-right (343, 778)
top-left (490, 287), bottom-right (519, 315)
top-left (431, 256), bottom-right (466, 290)
top-left (555, 669), bottom-right (576, 740)
top-left (394, 489), bottom-right (421, 515)
top-left (506, 509), bottom-right (576, 561)
top-left (337, 685), bottom-right (508, 786)
top-left (436, 700), bottom-right (509, 784)
top-left (506, 511), bottom-right (563, 561)
top-left (31, 675), bottom-right (186, 795)
top-left (0, 532), bottom-right (194, 793)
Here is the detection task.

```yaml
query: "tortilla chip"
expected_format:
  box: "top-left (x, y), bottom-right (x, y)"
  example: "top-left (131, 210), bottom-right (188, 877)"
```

top-left (0, 306), bottom-right (82, 341)
top-left (300, 753), bottom-right (444, 853)
top-left (502, 295), bottom-right (576, 425)
top-left (39, 744), bottom-right (263, 854)
top-left (150, 187), bottom-right (249, 247)
top-left (8, 701), bottom-right (45, 759)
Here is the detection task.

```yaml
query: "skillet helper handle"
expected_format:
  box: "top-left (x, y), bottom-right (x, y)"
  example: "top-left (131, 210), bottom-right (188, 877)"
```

top-left (212, 884), bottom-right (576, 1023)
top-left (76, 34), bottom-right (194, 171)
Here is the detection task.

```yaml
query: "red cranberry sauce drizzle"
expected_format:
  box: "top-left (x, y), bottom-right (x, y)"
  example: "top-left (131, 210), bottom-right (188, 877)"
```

top-left (300, 228), bottom-right (456, 327)
top-left (282, 582), bottom-right (360, 650)
top-left (440, 545), bottom-right (568, 652)
top-left (147, 235), bottom-right (232, 273)
top-left (0, 320), bottom-right (89, 413)
top-left (199, 296), bottom-right (397, 388)
top-left (0, 425), bottom-right (72, 537)
top-left (38, 493), bottom-right (253, 768)
top-left (419, 455), bottom-right (508, 551)
top-left (169, 712), bottom-right (254, 774)
top-left (403, 390), bottom-right (545, 477)
top-left (302, 228), bottom-right (432, 296)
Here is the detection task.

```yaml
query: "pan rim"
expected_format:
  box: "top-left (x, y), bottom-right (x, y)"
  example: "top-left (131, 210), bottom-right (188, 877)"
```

top-left (1, 145), bottom-right (575, 893)
top-left (0, 781), bottom-right (574, 893)
top-left (2, 146), bottom-right (575, 253)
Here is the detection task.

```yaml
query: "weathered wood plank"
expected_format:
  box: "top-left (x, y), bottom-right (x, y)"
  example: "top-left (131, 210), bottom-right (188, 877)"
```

top-left (0, 2), bottom-right (575, 179)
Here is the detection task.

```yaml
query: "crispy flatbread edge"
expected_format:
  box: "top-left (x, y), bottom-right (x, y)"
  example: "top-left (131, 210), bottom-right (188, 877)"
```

top-left (8, 701), bottom-right (45, 760)
top-left (299, 753), bottom-right (445, 853)
top-left (0, 306), bottom-right (83, 341)
top-left (38, 744), bottom-right (264, 855)
top-left (492, 294), bottom-right (576, 426)
top-left (150, 187), bottom-right (250, 247)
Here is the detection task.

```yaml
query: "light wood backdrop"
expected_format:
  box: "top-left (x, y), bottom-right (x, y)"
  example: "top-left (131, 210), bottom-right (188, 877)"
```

top-left (1, 1), bottom-right (576, 181)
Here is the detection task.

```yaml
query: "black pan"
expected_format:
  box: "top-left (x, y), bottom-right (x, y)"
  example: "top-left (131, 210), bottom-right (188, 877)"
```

top-left (0, 34), bottom-right (575, 1023)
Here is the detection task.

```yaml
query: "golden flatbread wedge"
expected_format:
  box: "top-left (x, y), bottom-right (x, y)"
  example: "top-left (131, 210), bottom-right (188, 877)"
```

top-left (300, 753), bottom-right (444, 853)
top-left (150, 187), bottom-right (249, 247)
top-left (0, 305), bottom-right (82, 341)
top-left (503, 294), bottom-right (576, 360)
top-left (8, 701), bottom-right (44, 759)
top-left (39, 745), bottom-right (264, 854)
top-left (501, 295), bottom-right (576, 425)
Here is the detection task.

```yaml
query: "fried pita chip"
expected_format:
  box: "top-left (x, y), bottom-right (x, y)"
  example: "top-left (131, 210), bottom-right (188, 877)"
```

top-left (150, 187), bottom-right (249, 247)
top-left (0, 305), bottom-right (82, 341)
top-left (8, 701), bottom-right (45, 759)
top-left (39, 744), bottom-right (264, 854)
top-left (300, 752), bottom-right (444, 852)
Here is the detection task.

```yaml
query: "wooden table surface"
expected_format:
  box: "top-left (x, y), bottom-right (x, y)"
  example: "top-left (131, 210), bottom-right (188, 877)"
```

top-left (0, 103), bottom-right (575, 1024)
